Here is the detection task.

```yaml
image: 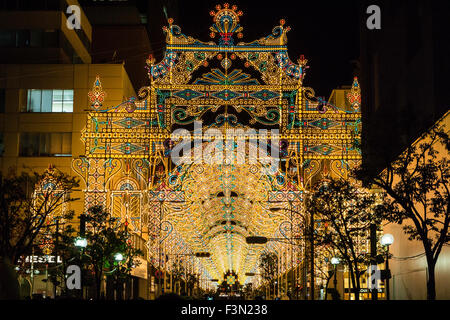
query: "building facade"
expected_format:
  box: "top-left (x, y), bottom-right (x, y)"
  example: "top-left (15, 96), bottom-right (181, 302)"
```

top-left (383, 111), bottom-right (450, 300)
top-left (0, 0), bottom-right (146, 299)
top-left (358, 0), bottom-right (450, 300)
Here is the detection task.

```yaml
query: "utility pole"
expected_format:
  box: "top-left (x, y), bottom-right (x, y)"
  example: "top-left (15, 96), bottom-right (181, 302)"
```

top-left (30, 247), bottom-right (35, 297)
top-left (370, 223), bottom-right (378, 300)
top-left (79, 214), bottom-right (86, 300)
top-left (302, 226), bottom-right (307, 300)
top-left (53, 218), bottom-right (59, 299)
top-left (158, 200), bottom-right (163, 298)
top-left (309, 209), bottom-right (314, 300)
top-left (290, 202), bottom-right (295, 300)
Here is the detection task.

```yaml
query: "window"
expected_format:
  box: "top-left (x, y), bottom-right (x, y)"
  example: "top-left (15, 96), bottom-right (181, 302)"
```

top-left (16, 30), bottom-right (30, 47)
top-left (0, 0), bottom-right (62, 11)
top-left (19, 132), bottom-right (72, 157)
top-left (0, 29), bottom-right (59, 48)
top-left (0, 31), bottom-right (15, 47)
top-left (27, 89), bottom-right (73, 112)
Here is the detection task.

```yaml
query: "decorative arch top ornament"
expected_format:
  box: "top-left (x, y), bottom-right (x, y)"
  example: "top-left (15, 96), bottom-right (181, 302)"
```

top-left (209, 3), bottom-right (244, 45)
top-left (88, 76), bottom-right (106, 110)
top-left (145, 3), bottom-right (306, 85)
top-left (346, 77), bottom-right (361, 111)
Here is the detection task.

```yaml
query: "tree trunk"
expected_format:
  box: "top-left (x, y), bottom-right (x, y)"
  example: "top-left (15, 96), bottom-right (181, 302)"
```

top-left (426, 258), bottom-right (436, 300)
top-left (349, 267), bottom-right (359, 300)
top-left (95, 273), bottom-right (102, 300)
top-left (354, 275), bottom-right (361, 301)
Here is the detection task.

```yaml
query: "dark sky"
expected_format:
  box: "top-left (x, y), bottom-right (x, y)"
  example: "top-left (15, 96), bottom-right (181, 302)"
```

top-left (155, 0), bottom-right (361, 96)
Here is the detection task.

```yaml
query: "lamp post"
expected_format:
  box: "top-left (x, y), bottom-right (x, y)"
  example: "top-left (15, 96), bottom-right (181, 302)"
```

top-left (330, 257), bottom-right (339, 300)
top-left (74, 237), bottom-right (87, 299)
top-left (380, 233), bottom-right (394, 300)
top-left (74, 237), bottom-right (87, 249)
top-left (114, 252), bottom-right (124, 300)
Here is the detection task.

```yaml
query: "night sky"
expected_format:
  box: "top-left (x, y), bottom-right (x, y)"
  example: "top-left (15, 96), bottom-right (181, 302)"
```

top-left (156, 0), bottom-right (361, 96)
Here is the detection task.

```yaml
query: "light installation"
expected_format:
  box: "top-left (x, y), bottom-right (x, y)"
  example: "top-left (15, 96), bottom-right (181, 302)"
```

top-left (34, 165), bottom-right (70, 255)
top-left (73, 3), bottom-right (361, 290)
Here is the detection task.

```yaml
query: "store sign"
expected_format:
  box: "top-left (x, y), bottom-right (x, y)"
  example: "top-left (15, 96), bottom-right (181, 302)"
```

top-left (130, 257), bottom-right (148, 279)
top-left (359, 288), bottom-right (383, 293)
top-left (20, 255), bottom-right (63, 264)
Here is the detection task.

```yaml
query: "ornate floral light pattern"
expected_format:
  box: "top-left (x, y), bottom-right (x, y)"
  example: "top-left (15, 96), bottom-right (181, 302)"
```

top-left (73, 3), bottom-right (363, 290)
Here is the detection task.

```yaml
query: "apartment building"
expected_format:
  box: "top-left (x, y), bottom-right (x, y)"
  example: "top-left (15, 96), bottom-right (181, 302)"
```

top-left (0, 0), bottom-right (144, 299)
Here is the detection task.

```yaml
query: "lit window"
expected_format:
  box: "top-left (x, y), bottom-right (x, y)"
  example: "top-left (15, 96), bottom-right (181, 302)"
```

top-left (19, 133), bottom-right (72, 157)
top-left (26, 89), bottom-right (73, 112)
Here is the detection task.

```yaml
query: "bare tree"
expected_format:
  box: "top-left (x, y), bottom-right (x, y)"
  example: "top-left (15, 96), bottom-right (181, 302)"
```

top-left (305, 179), bottom-right (383, 300)
top-left (356, 126), bottom-right (450, 300)
top-left (0, 167), bottom-right (78, 299)
top-left (82, 205), bottom-right (142, 300)
top-left (0, 167), bottom-right (78, 264)
top-left (259, 252), bottom-right (278, 297)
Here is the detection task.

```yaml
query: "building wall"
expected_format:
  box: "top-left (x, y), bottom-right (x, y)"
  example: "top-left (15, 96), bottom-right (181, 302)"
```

top-left (359, 0), bottom-right (450, 176)
top-left (0, 63), bottom-right (135, 220)
top-left (383, 111), bottom-right (450, 300)
top-left (0, 0), bottom-right (151, 299)
top-left (0, 0), bottom-right (93, 64)
top-left (91, 26), bottom-right (151, 90)
top-left (79, 1), bottom-right (152, 90)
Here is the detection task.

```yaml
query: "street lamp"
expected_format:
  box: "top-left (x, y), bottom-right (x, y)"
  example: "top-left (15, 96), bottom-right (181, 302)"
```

top-left (380, 234), bottom-right (394, 247)
top-left (74, 237), bottom-right (87, 248)
top-left (114, 253), bottom-right (124, 262)
top-left (380, 234), bottom-right (394, 300)
top-left (330, 257), bottom-right (340, 265)
top-left (330, 257), bottom-right (340, 300)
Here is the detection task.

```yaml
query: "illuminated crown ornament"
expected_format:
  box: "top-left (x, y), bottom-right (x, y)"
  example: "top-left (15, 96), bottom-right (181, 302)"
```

top-left (346, 77), bottom-right (361, 111)
top-left (88, 76), bottom-right (106, 110)
top-left (209, 3), bottom-right (243, 45)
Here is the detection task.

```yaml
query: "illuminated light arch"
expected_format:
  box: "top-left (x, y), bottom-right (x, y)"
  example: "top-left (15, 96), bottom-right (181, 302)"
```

top-left (73, 3), bottom-right (362, 290)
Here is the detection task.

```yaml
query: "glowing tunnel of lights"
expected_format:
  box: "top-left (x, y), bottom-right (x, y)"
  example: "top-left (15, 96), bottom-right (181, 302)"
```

top-left (163, 141), bottom-right (295, 283)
